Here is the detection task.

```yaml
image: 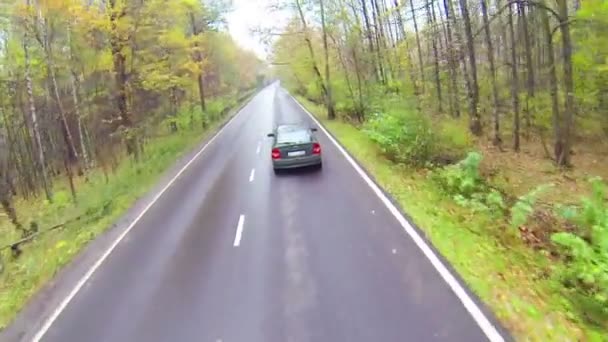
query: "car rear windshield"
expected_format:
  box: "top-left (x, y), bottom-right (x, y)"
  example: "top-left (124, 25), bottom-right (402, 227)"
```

top-left (276, 129), bottom-right (311, 145)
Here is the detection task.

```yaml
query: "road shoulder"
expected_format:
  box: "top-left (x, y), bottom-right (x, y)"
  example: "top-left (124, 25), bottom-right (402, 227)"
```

top-left (0, 89), bottom-right (260, 342)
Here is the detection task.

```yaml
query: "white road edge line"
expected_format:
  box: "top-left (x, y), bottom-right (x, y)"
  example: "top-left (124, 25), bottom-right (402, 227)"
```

top-left (233, 215), bottom-right (246, 247)
top-left (249, 168), bottom-right (255, 182)
top-left (256, 142), bottom-right (261, 155)
top-left (289, 94), bottom-right (505, 342)
top-left (32, 96), bottom-right (252, 342)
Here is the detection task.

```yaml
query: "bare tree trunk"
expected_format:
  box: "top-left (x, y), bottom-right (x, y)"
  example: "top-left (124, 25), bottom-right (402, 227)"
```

top-left (427, 0), bottom-right (443, 113)
top-left (68, 27), bottom-right (91, 170)
top-left (38, 11), bottom-right (79, 163)
top-left (22, 7), bottom-right (52, 201)
top-left (539, 1), bottom-right (560, 162)
top-left (382, 0), bottom-right (396, 48)
top-left (518, 2), bottom-right (535, 136)
top-left (458, 0), bottom-right (482, 135)
top-left (0, 125), bottom-right (25, 235)
top-left (190, 12), bottom-right (207, 126)
top-left (372, 0), bottom-right (393, 82)
top-left (442, 0), bottom-right (460, 117)
top-left (556, 0), bottom-right (574, 167)
top-left (480, 0), bottom-right (500, 145)
top-left (394, 0), bottom-right (421, 98)
top-left (109, 0), bottom-right (138, 160)
top-left (508, 3), bottom-right (520, 151)
top-left (320, 0), bottom-right (336, 119)
top-left (295, 0), bottom-right (332, 114)
top-left (368, 0), bottom-right (387, 84)
top-left (409, 0), bottom-right (425, 90)
top-left (360, 0), bottom-right (380, 82)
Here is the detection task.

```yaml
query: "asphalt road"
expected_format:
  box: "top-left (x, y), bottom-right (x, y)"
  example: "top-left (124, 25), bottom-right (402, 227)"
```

top-left (9, 83), bottom-right (508, 342)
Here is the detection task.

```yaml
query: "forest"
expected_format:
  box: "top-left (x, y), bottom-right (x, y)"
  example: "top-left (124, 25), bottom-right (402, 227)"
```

top-left (0, 0), bottom-right (263, 329)
top-left (268, 0), bottom-right (607, 339)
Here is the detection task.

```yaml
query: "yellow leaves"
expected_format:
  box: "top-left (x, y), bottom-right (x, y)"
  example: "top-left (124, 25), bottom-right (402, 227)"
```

top-left (96, 50), bottom-right (114, 73)
top-left (159, 27), bottom-right (189, 50)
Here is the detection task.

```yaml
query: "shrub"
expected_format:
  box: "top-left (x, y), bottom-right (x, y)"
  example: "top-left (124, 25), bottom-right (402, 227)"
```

top-left (363, 110), bottom-right (435, 166)
top-left (436, 119), bottom-right (473, 160)
top-left (434, 151), bottom-right (483, 197)
top-left (550, 178), bottom-right (608, 322)
top-left (510, 184), bottom-right (554, 229)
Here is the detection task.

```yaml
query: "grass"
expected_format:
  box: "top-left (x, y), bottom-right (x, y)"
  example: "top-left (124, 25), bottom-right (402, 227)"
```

top-left (0, 91), bottom-right (255, 330)
top-left (296, 96), bottom-right (606, 341)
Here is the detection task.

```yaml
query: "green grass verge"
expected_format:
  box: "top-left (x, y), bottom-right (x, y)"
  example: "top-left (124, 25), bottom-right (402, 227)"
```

top-left (0, 92), bottom-right (255, 330)
top-left (296, 96), bottom-right (606, 341)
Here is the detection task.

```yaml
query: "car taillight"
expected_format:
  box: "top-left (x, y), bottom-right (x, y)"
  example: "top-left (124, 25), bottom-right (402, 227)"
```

top-left (312, 143), bottom-right (321, 155)
top-left (271, 148), bottom-right (281, 159)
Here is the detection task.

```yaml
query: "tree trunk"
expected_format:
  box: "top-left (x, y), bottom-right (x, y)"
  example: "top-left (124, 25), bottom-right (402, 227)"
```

top-left (22, 9), bottom-right (52, 201)
top-left (0, 126), bottom-right (25, 234)
top-left (508, 3), bottom-right (521, 151)
top-left (442, 0), bottom-right (460, 117)
top-left (360, 0), bottom-right (380, 82)
top-left (480, 0), bottom-right (500, 145)
top-left (68, 27), bottom-right (91, 170)
top-left (295, 0), bottom-right (331, 109)
top-left (427, 0), bottom-right (443, 113)
top-left (368, 0), bottom-right (387, 84)
top-left (190, 12), bottom-right (207, 126)
top-left (409, 0), bottom-right (425, 90)
top-left (539, 1), bottom-right (560, 163)
top-left (556, 0), bottom-right (574, 167)
top-left (394, 0), bottom-right (421, 97)
top-left (518, 2), bottom-right (535, 136)
top-left (382, 0), bottom-right (396, 48)
top-left (38, 12), bottom-right (79, 163)
top-left (458, 0), bottom-right (481, 135)
top-left (372, 0), bottom-right (393, 82)
top-left (109, 0), bottom-right (138, 160)
top-left (319, 0), bottom-right (336, 119)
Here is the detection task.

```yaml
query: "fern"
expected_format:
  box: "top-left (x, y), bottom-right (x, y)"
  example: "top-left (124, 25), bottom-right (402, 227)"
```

top-left (551, 178), bottom-right (608, 320)
top-left (509, 184), bottom-right (553, 229)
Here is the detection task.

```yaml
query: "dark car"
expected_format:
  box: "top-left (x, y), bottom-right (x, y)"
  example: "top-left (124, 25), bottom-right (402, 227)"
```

top-left (267, 124), bottom-right (322, 173)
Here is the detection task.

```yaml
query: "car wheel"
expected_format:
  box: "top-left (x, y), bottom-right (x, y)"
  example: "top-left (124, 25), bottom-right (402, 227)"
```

top-left (273, 168), bottom-right (281, 175)
top-left (316, 162), bottom-right (323, 171)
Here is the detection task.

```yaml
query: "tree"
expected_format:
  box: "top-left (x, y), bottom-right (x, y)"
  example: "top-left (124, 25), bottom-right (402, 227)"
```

top-left (459, 0), bottom-right (482, 135)
top-left (319, 0), bottom-right (336, 119)
top-left (23, 0), bottom-right (52, 201)
top-left (0, 0), bottom-right (262, 207)
top-left (480, 0), bottom-right (501, 145)
top-left (508, 2), bottom-right (521, 151)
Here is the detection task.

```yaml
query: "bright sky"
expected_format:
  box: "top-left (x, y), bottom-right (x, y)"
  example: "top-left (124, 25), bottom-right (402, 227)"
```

top-left (226, 0), bottom-right (290, 61)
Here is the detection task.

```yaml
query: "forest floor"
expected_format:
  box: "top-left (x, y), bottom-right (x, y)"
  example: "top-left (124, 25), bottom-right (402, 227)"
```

top-left (297, 96), bottom-right (608, 341)
top-left (0, 90), bottom-right (256, 330)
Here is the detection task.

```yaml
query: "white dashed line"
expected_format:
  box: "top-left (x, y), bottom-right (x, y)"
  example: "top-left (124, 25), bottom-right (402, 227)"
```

top-left (233, 215), bottom-right (246, 247)
top-left (256, 142), bottom-right (261, 155)
top-left (31, 92), bottom-right (256, 342)
top-left (249, 169), bottom-right (255, 182)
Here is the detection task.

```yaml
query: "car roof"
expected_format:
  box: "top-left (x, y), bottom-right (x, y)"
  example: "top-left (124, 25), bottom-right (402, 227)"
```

top-left (276, 124), bottom-right (308, 132)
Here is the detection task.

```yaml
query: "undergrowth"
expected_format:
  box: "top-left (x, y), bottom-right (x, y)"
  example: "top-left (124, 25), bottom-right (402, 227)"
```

top-left (552, 178), bottom-right (608, 326)
top-left (0, 92), bottom-right (253, 329)
top-left (296, 94), bottom-right (607, 339)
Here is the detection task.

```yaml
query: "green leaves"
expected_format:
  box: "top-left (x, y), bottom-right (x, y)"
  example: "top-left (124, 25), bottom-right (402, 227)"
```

top-left (434, 151), bottom-right (483, 197)
top-left (509, 184), bottom-right (553, 229)
top-left (363, 108), bottom-right (435, 167)
top-left (551, 178), bottom-right (608, 322)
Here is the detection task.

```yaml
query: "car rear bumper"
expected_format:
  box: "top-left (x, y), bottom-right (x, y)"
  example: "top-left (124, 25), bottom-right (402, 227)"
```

top-left (273, 155), bottom-right (322, 169)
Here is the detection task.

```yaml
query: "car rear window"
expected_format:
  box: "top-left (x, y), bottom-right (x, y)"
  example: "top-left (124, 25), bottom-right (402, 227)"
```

top-left (276, 129), bottom-right (311, 144)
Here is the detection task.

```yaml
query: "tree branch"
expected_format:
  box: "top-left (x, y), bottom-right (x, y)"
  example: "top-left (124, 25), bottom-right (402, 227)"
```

top-left (472, 0), bottom-right (563, 40)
